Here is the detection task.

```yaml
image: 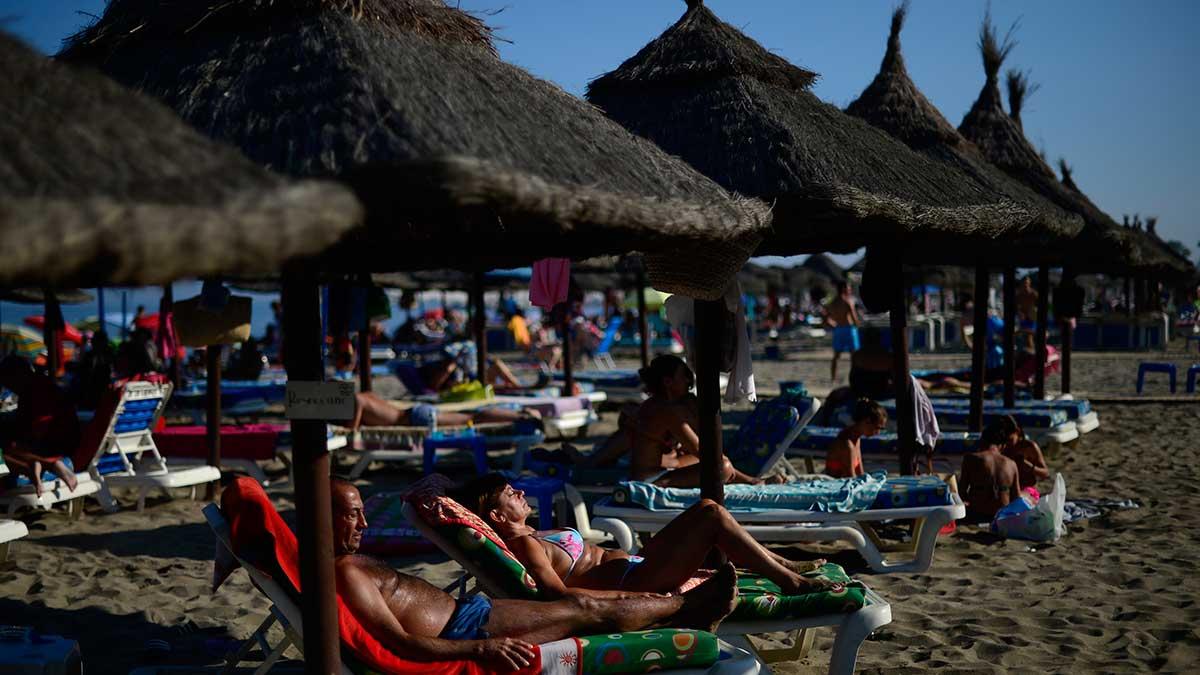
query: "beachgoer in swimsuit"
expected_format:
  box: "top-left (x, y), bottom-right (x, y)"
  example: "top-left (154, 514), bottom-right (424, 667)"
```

top-left (825, 281), bottom-right (860, 383)
top-left (0, 356), bottom-right (80, 496)
top-left (826, 399), bottom-right (887, 478)
top-left (959, 421), bottom-right (1021, 520)
top-left (331, 480), bottom-right (737, 669)
top-left (988, 414), bottom-right (1050, 490)
top-left (628, 355), bottom-right (769, 487)
top-left (458, 475), bottom-right (831, 599)
top-left (349, 391), bottom-right (538, 430)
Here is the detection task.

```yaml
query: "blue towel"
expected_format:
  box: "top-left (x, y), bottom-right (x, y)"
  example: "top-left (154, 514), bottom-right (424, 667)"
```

top-left (613, 472), bottom-right (887, 513)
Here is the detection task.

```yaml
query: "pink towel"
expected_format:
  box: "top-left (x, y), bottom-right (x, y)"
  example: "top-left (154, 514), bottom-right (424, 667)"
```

top-left (529, 258), bottom-right (571, 310)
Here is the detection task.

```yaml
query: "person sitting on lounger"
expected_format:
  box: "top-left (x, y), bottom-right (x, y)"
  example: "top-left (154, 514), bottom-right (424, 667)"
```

top-left (988, 414), bottom-right (1050, 490)
top-left (349, 391), bottom-right (539, 430)
top-left (331, 479), bottom-right (737, 669)
top-left (458, 474), bottom-right (830, 598)
top-left (959, 420), bottom-right (1021, 520)
top-left (0, 355), bottom-right (80, 496)
top-left (826, 399), bottom-right (887, 478)
top-left (630, 355), bottom-right (769, 487)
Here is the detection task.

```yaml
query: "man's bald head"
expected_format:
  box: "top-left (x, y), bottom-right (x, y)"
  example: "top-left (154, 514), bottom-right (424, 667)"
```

top-left (330, 478), bottom-right (366, 556)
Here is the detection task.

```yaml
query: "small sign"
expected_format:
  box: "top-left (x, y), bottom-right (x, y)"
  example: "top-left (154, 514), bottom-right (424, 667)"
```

top-left (286, 381), bottom-right (357, 420)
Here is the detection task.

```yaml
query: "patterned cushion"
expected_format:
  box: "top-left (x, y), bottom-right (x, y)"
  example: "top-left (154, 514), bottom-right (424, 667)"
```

top-left (576, 629), bottom-right (719, 675)
top-left (730, 564), bottom-right (867, 620)
top-left (872, 476), bottom-right (954, 509)
top-left (726, 400), bottom-right (800, 476)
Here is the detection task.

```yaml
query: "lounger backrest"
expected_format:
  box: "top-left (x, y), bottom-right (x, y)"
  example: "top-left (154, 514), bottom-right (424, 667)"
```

top-left (727, 396), bottom-right (819, 478)
top-left (401, 501), bottom-right (530, 600)
top-left (85, 380), bottom-right (172, 477)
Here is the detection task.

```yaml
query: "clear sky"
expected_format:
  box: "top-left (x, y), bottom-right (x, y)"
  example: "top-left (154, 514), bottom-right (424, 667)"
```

top-left (7, 0), bottom-right (1198, 268)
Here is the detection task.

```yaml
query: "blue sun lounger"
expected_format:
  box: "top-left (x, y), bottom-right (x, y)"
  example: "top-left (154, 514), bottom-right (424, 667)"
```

top-left (924, 396), bottom-right (1099, 433)
top-left (787, 426), bottom-right (978, 474)
top-left (877, 400), bottom-right (1077, 445)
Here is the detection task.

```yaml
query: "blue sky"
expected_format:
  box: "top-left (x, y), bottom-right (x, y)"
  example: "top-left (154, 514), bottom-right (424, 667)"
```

top-left (7, 0), bottom-right (1198, 268)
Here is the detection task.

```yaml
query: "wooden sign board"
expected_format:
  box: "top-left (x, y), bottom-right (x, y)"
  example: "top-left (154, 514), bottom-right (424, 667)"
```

top-left (286, 381), bottom-right (356, 420)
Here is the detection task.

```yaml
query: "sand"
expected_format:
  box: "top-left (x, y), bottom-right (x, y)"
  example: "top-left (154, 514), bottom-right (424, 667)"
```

top-left (3, 346), bottom-right (1199, 673)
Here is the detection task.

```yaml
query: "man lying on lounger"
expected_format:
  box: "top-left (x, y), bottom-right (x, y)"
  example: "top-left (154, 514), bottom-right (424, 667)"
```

top-left (458, 474), bottom-right (832, 598)
top-left (349, 391), bottom-right (539, 430)
top-left (331, 479), bottom-right (737, 670)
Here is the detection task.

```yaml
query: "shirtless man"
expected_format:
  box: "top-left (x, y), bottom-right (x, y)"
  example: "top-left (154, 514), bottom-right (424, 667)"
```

top-left (349, 391), bottom-right (536, 430)
top-left (331, 480), bottom-right (737, 670)
top-left (825, 282), bottom-right (860, 383)
top-left (959, 422), bottom-right (1021, 520)
top-left (989, 415), bottom-right (1050, 490)
top-left (629, 356), bottom-right (765, 487)
top-left (825, 399), bottom-right (887, 478)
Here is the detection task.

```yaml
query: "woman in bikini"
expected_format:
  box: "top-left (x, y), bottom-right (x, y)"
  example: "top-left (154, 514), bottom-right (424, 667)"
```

top-left (629, 355), bottom-right (768, 487)
top-left (455, 474), bottom-right (831, 599)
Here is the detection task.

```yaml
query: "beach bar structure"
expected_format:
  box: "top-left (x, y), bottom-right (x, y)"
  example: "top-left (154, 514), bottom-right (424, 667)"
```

top-left (64, 1), bottom-right (770, 669)
top-left (587, 0), bottom-right (1063, 474)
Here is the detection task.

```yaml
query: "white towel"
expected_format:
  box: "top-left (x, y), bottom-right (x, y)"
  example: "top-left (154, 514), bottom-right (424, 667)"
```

top-left (663, 282), bottom-right (756, 404)
top-left (910, 374), bottom-right (940, 448)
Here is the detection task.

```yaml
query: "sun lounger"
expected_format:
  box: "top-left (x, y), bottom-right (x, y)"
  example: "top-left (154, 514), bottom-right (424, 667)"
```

top-left (590, 475), bottom-right (964, 574)
top-left (86, 381), bottom-right (220, 512)
top-left (0, 456), bottom-right (100, 517)
top-left (924, 396), bottom-right (1100, 433)
top-left (425, 393), bottom-right (605, 438)
top-left (0, 517), bottom-right (28, 565)
top-left (333, 421), bottom-right (544, 479)
top-left (403, 491), bottom-right (889, 674)
top-left (170, 376), bottom-right (288, 422)
top-left (207, 487), bottom-right (762, 675)
top-left (788, 426), bottom-right (977, 474)
top-left (876, 400), bottom-right (1078, 445)
top-left (156, 423), bottom-right (347, 485)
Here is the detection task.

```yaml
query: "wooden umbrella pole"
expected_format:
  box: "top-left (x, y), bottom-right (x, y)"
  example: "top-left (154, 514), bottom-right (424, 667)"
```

top-left (561, 310), bottom-right (575, 395)
top-left (1061, 275), bottom-right (1074, 396)
top-left (637, 267), bottom-right (650, 369)
top-left (969, 264), bottom-right (989, 432)
top-left (695, 299), bottom-right (725, 504)
top-left (160, 284), bottom-right (181, 388)
top-left (281, 269), bottom-right (340, 674)
top-left (358, 283), bottom-right (372, 393)
top-left (888, 257), bottom-right (916, 475)
top-left (43, 289), bottom-right (59, 380)
top-left (1124, 276), bottom-right (1133, 317)
top-left (1002, 268), bottom-right (1016, 408)
top-left (205, 345), bottom-right (223, 501)
top-left (473, 272), bottom-right (488, 385)
top-left (1033, 266), bottom-right (1050, 400)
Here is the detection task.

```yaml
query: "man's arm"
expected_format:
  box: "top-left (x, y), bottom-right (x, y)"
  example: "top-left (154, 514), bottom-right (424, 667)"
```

top-left (337, 563), bottom-right (534, 670)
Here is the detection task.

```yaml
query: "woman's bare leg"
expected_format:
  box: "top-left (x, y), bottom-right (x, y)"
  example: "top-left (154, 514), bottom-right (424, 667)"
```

top-left (627, 500), bottom-right (828, 595)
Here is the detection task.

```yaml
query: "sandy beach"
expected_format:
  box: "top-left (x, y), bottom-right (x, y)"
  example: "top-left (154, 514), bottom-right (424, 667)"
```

top-left (3, 346), bottom-right (1199, 673)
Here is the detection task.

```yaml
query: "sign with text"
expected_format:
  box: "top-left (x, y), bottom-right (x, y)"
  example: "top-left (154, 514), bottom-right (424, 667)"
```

top-left (285, 381), bottom-right (357, 420)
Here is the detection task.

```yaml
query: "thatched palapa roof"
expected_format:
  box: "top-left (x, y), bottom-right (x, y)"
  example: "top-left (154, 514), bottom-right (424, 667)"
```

top-left (586, 1), bottom-right (1044, 257)
top-left (956, 14), bottom-right (1137, 274)
top-left (0, 288), bottom-right (95, 305)
top-left (799, 253), bottom-right (845, 283)
top-left (63, 0), bottom-right (769, 301)
top-left (844, 4), bottom-right (1083, 263)
top-left (0, 32), bottom-right (361, 289)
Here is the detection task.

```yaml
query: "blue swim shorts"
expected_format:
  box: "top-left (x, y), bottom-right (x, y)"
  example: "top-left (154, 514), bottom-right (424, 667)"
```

top-left (408, 403), bottom-right (437, 428)
top-left (832, 326), bottom-right (861, 353)
top-left (439, 594), bottom-right (493, 640)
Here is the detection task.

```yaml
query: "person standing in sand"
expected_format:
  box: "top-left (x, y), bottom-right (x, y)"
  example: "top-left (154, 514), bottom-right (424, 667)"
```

top-left (1016, 276), bottom-right (1038, 351)
top-left (959, 421), bottom-right (1021, 520)
top-left (825, 281), bottom-right (861, 383)
top-left (330, 480), bottom-right (737, 670)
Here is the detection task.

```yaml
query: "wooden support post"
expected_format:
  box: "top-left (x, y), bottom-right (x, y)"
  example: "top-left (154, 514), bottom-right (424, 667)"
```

top-left (1034, 266), bottom-right (1050, 400)
top-left (1061, 269), bottom-right (1074, 396)
top-left (889, 259), bottom-right (916, 475)
top-left (636, 267), bottom-right (651, 369)
top-left (695, 299), bottom-right (725, 503)
top-left (1002, 268), bottom-right (1016, 408)
top-left (205, 345), bottom-right (223, 501)
top-left (969, 264), bottom-right (989, 432)
top-left (43, 289), bottom-right (59, 380)
top-left (358, 289), bottom-right (372, 393)
top-left (473, 272), bottom-right (488, 385)
top-left (560, 311), bottom-right (574, 396)
top-left (281, 269), bottom-right (340, 675)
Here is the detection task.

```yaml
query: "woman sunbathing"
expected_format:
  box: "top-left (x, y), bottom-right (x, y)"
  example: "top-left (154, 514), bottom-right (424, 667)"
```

top-left (456, 474), bottom-right (832, 599)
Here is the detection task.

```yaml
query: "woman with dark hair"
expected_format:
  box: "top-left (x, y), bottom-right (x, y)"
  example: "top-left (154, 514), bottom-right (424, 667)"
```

top-left (628, 355), bottom-right (764, 487)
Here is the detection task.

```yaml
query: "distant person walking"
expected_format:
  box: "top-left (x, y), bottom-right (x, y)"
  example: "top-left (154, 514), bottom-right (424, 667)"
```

top-left (825, 281), bottom-right (860, 383)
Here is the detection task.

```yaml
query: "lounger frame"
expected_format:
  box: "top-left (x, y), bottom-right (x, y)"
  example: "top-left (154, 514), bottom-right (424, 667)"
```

top-left (0, 517), bottom-right (28, 566)
top-left (0, 428), bottom-right (99, 517)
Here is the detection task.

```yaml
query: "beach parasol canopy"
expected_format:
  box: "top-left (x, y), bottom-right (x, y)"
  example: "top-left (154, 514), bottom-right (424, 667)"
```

top-left (0, 288), bottom-right (94, 304)
top-left (62, 0), bottom-right (770, 301)
top-left (0, 32), bottom-right (362, 289)
top-left (955, 15), bottom-right (1137, 275)
top-left (586, 0), bottom-right (1048, 257)
top-left (843, 3), bottom-right (1083, 264)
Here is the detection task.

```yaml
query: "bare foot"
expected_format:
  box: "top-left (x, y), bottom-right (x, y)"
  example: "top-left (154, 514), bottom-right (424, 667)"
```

top-left (31, 461), bottom-right (43, 497)
top-left (674, 563), bottom-right (738, 632)
top-left (52, 460), bottom-right (78, 492)
top-left (780, 571), bottom-right (836, 595)
top-left (784, 558), bottom-right (826, 575)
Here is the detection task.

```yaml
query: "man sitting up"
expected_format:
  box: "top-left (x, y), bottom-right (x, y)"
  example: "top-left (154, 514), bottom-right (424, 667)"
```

top-left (825, 399), bottom-right (887, 478)
top-left (331, 479), bottom-right (737, 670)
top-left (959, 419), bottom-right (1021, 520)
top-left (0, 356), bottom-right (81, 496)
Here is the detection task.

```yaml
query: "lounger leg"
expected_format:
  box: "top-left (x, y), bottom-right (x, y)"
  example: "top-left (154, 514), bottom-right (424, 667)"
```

top-left (95, 480), bottom-right (120, 514)
top-left (739, 628), bottom-right (815, 664)
top-left (222, 613), bottom-right (276, 673)
top-left (0, 541), bottom-right (12, 568)
top-left (67, 497), bottom-right (83, 521)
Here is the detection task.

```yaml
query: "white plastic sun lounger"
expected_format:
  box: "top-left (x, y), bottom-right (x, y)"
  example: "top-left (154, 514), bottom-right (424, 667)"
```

top-left (0, 431), bottom-right (100, 518)
top-left (0, 517), bottom-right (28, 565)
top-left (590, 494), bottom-right (965, 575)
top-left (334, 422), bottom-right (543, 479)
top-left (206, 504), bottom-right (763, 675)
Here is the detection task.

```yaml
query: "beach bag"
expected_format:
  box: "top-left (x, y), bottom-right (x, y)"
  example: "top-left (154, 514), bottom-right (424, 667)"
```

top-left (439, 380), bottom-right (494, 403)
top-left (991, 474), bottom-right (1066, 542)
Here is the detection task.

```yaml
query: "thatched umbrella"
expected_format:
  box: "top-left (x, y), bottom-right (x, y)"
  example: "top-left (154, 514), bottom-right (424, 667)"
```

top-left (799, 254), bottom-right (846, 284)
top-left (844, 4), bottom-right (1086, 415)
top-left (65, 2), bottom-right (770, 667)
top-left (587, 0), bottom-right (1047, 475)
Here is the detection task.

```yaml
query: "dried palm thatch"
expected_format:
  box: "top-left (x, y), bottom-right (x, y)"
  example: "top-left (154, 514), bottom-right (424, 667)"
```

top-left (0, 288), bottom-right (95, 304)
top-left (586, 1), bottom-right (1044, 257)
top-left (1142, 217), bottom-right (1197, 276)
top-left (958, 14), bottom-right (1138, 274)
top-left (0, 31), bottom-right (362, 289)
top-left (844, 3), bottom-right (1083, 263)
top-left (63, 0), bottom-right (769, 301)
top-left (799, 253), bottom-right (846, 283)
top-left (1005, 69), bottom-right (1041, 131)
